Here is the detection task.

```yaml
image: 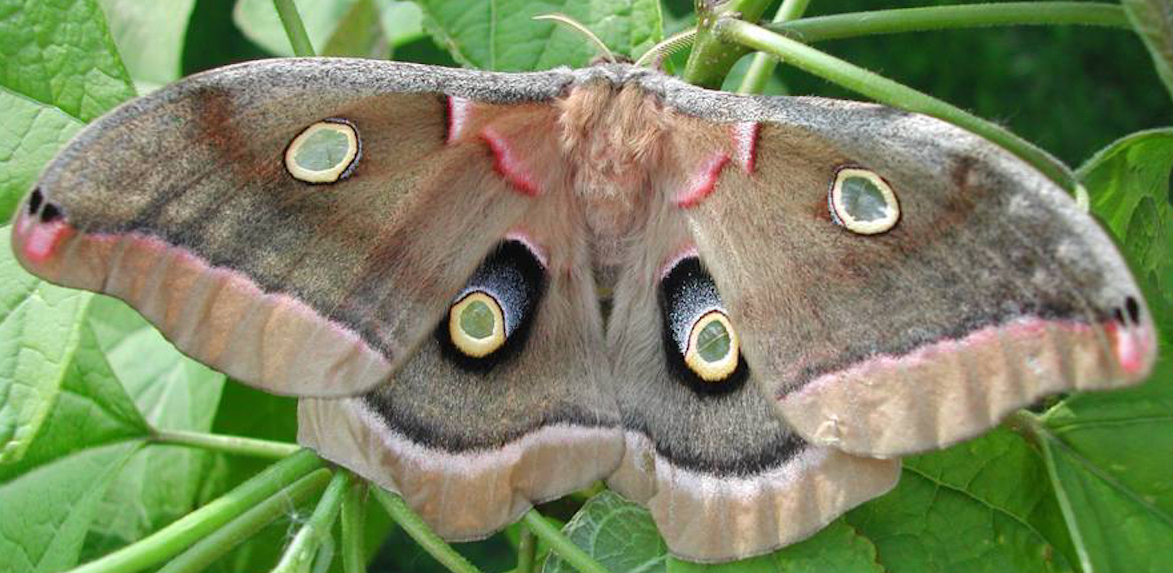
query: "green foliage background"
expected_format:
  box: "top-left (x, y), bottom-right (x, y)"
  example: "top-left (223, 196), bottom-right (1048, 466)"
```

top-left (0, 1), bottom-right (1170, 573)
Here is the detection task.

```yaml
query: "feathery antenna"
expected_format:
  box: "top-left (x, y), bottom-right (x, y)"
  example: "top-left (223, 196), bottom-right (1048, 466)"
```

top-left (633, 29), bottom-right (697, 69)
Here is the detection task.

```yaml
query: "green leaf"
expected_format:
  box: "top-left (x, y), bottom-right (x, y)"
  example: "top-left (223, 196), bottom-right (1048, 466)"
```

top-left (0, 88), bottom-right (84, 222)
top-left (0, 308), bottom-right (148, 483)
top-left (545, 431), bottom-right (1074, 572)
top-left (233, 0), bottom-right (422, 57)
top-left (321, 0), bottom-right (389, 58)
top-left (847, 428), bottom-right (1076, 573)
top-left (320, 0), bottom-right (425, 58)
top-left (1036, 127), bottom-right (1173, 573)
top-left (80, 295), bottom-right (227, 559)
top-left (1122, 0), bottom-right (1173, 103)
top-left (413, 0), bottom-right (662, 70)
top-left (0, 228), bottom-right (92, 464)
top-left (542, 490), bottom-right (667, 573)
top-left (542, 490), bottom-right (881, 573)
top-left (667, 522), bottom-right (880, 573)
top-left (379, 0), bottom-right (425, 48)
top-left (0, 0), bottom-right (136, 228)
top-left (0, 288), bottom-right (148, 573)
top-left (1036, 356), bottom-right (1173, 573)
top-left (96, 0), bottom-right (198, 93)
top-left (0, 0), bottom-right (136, 121)
top-left (0, 442), bottom-right (141, 573)
top-left (1038, 388), bottom-right (1173, 573)
top-left (86, 295), bottom-right (226, 433)
top-left (1077, 128), bottom-right (1173, 328)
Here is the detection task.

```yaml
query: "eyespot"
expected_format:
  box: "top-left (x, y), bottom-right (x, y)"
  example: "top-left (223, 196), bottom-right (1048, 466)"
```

top-left (684, 310), bottom-right (740, 382)
top-left (448, 291), bottom-right (507, 357)
top-left (436, 239), bottom-right (546, 371)
top-left (829, 167), bottom-right (899, 234)
top-left (284, 119), bottom-right (361, 183)
top-left (659, 256), bottom-right (747, 393)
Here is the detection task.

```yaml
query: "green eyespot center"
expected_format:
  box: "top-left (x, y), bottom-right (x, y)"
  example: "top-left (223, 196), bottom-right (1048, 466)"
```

top-left (685, 310), bottom-right (740, 382)
top-left (295, 129), bottom-right (350, 171)
top-left (459, 300), bottom-right (496, 339)
top-left (841, 176), bottom-right (889, 222)
top-left (448, 292), bottom-right (507, 358)
top-left (696, 319), bottom-right (731, 363)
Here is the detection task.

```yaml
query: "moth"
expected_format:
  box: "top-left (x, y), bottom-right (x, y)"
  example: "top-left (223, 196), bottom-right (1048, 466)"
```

top-left (10, 57), bottom-right (1158, 563)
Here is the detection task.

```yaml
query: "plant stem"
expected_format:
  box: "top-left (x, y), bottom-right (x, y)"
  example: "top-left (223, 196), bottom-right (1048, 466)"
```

top-left (737, 0), bottom-right (811, 94)
top-left (1029, 415), bottom-right (1095, 573)
top-left (69, 449), bottom-right (326, 573)
top-left (770, 2), bottom-right (1130, 43)
top-left (371, 488), bottom-right (484, 573)
top-left (522, 510), bottom-right (610, 573)
top-left (516, 525), bottom-right (537, 573)
top-left (1123, 0), bottom-right (1173, 103)
top-left (684, 0), bottom-right (775, 88)
top-left (157, 469), bottom-right (333, 573)
top-left (152, 428), bottom-right (301, 459)
top-left (273, 471), bottom-right (351, 573)
top-left (273, 0), bottom-right (316, 56)
top-left (340, 479), bottom-right (367, 573)
top-left (717, 19), bottom-right (1077, 191)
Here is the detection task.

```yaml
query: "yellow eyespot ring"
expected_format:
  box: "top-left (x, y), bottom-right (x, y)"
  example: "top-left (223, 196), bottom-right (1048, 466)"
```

top-left (448, 291), bottom-right (506, 358)
top-left (829, 167), bottom-right (900, 235)
top-left (284, 120), bottom-right (360, 183)
top-left (684, 310), bottom-right (739, 382)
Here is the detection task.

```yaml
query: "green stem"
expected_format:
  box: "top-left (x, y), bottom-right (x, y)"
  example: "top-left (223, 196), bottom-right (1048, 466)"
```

top-left (770, 2), bottom-right (1130, 43)
top-left (273, 0), bottom-right (316, 56)
top-left (717, 18), bottom-right (1077, 191)
top-left (152, 428), bottom-right (301, 459)
top-left (340, 480), bottom-right (367, 573)
top-left (684, 0), bottom-right (775, 88)
top-left (1033, 422), bottom-right (1095, 573)
top-left (273, 471), bottom-right (351, 573)
top-left (371, 488), bottom-right (484, 573)
top-left (522, 510), bottom-right (610, 573)
top-left (737, 0), bottom-right (811, 94)
top-left (516, 525), bottom-right (537, 573)
top-left (157, 469), bottom-right (333, 573)
top-left (69, 449), bottom-right (326, 573)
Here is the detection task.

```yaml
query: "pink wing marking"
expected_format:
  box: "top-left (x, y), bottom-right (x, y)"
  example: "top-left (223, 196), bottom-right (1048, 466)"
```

top-left (674, 153), bottom-right (731, 208)
top-left (732, 122), bottom-right (759, 173)
top-left (781, 316), bottom-right (1156, 405)
top-left (13, 211), bottom-right (73, 264)
top-left (481, 127), bottom-right (541, 197)
top-left (446, 96), bottom-right (473, 144)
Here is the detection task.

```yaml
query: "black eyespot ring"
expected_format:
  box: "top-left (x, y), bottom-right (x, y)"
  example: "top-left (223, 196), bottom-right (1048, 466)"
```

top-left (659, 256), bottom-right (748, 395)
top-left (435, 239), bottom-right (546, 372)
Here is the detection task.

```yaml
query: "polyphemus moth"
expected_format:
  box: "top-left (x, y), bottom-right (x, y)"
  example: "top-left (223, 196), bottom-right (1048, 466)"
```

top-left (9, 57), bottom-right (1158, 563)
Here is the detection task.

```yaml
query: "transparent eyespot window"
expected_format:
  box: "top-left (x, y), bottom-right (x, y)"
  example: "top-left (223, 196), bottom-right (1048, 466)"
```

top-left (284, 119), bottom-right (360, 183)
top-left (685, 310), bottom-right (740, 382)
top-left (829, 167), bottom-right (900, 234)
top-left (448, 291), bottom-right (506, 358)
